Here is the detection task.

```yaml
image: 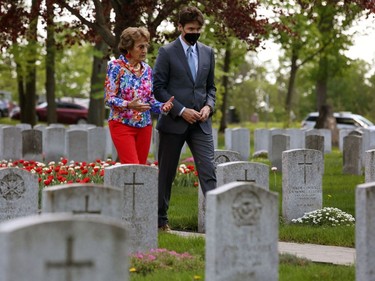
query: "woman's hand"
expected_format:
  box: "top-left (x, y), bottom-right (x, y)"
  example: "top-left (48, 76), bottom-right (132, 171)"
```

top-left (128, 97), bottom-right (151, 112)
top-left (161, 96), bottom-right (174, 112)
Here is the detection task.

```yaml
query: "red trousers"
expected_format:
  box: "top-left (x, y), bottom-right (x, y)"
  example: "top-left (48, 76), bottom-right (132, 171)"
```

top-left (109, 121), bottom-right (152, 164)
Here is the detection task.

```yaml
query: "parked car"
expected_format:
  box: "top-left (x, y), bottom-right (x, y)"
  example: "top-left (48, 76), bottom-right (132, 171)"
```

top-left (0, 99), bottom-right (9, 117)
top-left (10, 101), bottom-right (88, 124)
top-left (301, 112), bottom-right (374, 130)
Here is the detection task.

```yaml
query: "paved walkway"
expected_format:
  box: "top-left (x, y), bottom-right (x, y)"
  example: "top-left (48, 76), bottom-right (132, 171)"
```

top-left (169, 230), bottom-right (355, 266)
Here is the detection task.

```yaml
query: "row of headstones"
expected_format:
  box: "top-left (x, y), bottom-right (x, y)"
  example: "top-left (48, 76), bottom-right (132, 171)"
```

top-left (1, 165), bottom-right (375, 280)
top-left (225, 127), bottom-right (334, 161)
top-left (0, 123), bottom-right (203, 163)
top-left (0, 124), bottom-right (117, 163)
top-left (228, 127), bottom-right (335, 161)
top-left (4, 123), bottom-right (375, 165)
top-left (264, 130), bottom-right (375, 174)
top-left (3, 146), bottom-right (375, 231)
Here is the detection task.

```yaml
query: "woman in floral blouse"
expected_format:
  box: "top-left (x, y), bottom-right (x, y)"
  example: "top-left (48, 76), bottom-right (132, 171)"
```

top-left (104, 27), bottom-right (173, 164)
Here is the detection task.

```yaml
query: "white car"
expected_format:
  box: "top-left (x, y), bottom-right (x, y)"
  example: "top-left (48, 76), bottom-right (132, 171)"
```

top-left (301, 112), bottom-right (374, 130)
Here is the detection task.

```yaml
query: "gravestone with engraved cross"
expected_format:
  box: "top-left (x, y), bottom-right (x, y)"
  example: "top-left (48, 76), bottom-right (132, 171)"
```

top-left (0, 167), bottom-right (38, 222)
top-left (42, 184), bottom-right (123, 219)
top-left (205, 182), bottom-right (279, 281)
top-left (198, 149), bottom-right (242, 233)
top-left (104, 164), bottom-right (158, 252)
top-left (0, 213), bottom-right (129, 281)
top-left (282, 149), bottom-right (324, 222)
top-left (216, 161), bottom-right (269, 190)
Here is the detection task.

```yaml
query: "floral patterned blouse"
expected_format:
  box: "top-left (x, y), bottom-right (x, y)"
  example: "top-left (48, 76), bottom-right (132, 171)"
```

top-left (104, 55), bottom-right (164, 128)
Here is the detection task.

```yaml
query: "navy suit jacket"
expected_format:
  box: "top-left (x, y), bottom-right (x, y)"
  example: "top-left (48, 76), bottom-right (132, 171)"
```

top-left (153, 39), bottom-right (216, 134)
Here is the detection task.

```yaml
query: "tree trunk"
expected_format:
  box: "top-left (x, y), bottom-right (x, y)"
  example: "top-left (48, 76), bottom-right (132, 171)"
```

top-left (316, 54), bottom-right (328, 111)
top-left (88, 39), bottom-right (107, 126)
top-left (219, 45), bottom-right (231, 133)
top-left (285, 49), bottom-right (298, 127)
top-left (22, 0), bottom-right (40, 126)
top-left (16, 60), bottom-right (26, 118)
top-left (45, 0), bottom-right (57, 124)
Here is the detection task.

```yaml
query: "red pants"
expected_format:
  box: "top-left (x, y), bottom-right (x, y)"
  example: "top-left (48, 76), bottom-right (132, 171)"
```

top-left (109, 121), bottom-right (152, 164)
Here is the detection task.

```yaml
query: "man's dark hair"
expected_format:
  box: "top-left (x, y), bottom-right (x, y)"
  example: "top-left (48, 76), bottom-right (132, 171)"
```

top-left (178, 6), bottom-right (204, 27)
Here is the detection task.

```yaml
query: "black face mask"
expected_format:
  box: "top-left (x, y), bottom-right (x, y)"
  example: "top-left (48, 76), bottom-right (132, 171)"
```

top-left (184, 33), bottom-right (200, 45)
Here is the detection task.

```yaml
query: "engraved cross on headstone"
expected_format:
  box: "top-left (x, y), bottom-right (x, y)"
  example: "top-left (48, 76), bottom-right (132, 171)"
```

top-left (124, 172), bottom-right (144, 214)
top-left (72, 195), bottom-right (101, 214)
top-left (45, 236), bottom-right (94, 281)
top-left (236, 170), bottom-right (256, 183)
top-left (298, 154), bottom-right (313, 184)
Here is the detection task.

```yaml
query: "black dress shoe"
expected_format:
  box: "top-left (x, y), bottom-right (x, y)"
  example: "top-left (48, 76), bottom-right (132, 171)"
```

top-left (158, 224), bottom-right (171, 231)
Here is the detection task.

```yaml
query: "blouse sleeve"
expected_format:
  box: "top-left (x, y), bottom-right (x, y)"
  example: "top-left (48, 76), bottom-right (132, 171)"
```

top-left (104, 60), bottom-right (128, 108)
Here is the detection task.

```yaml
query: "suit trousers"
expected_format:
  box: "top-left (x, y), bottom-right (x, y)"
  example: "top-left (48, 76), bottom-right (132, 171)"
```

top-left (157, 122), bottom-right (216, 227)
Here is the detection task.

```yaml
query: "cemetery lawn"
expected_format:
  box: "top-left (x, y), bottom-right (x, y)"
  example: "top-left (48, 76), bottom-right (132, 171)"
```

top-left (129, 234), bottom-right (355, 280)
top-left (133, 148), bottom-right (357, 280)
top-left (169, 148), bottom-right (358, 248)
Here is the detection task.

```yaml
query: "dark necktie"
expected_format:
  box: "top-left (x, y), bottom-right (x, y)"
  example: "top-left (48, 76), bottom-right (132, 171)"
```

top-left (187, 46), bottom-right (196, 81)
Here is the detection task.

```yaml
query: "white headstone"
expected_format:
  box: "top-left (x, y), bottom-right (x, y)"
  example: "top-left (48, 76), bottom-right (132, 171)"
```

top-left (0, 168), bottom-right (38, 222)
top-left (88, 127), bottom-right (106, 162)
top-left (231, 128), bottom-right (250, 160)
top-left (356, 182), bottom-right (375, 281)
top-left (365, 149), bottom-right (375, 183)
top-left (305, 134), bottom-right (324, 155)
top-left (282, 149), bottom-right (324, 222)
top-left (305, 129), bottom-right (332, 153)
top-left (224, 128), bottom-right (232, 150)
top-left (362, 129), bottom-right (375, 166)
top-left (66, 129), bottom-right (89, 163)
top-left (254, 128), bottom-right (269, 154)
top-left (0, 126), bottom-right (22, 160)
top-left (268, 128), bottom-right (286, 155)
top-left (343, 135), bottom-right (362, 175)
top-left (339, 129), bottom-right (354, 151)
top-left (16, 123), bottom-right (32, 131)
top-left (286, 128), bottom-right (305, 149)
top-left (217, 161), bottom-right (269, 190)
top-left (270, 134), bottom-right (290, 171)
top-left (205, 182), bottom-right (278, 281)
top-left (104, 164), bottom-right (158, 252)
top-left (44, 127), bottom-right (66, 163)
top-left (198, 149), bottom-right (242, 233)
top-left (22, 129), bottom-right (43, 161)
top-left (0, 213), bottom-right (129, 281)
top-left (42, 183), bottom-right (123, 219)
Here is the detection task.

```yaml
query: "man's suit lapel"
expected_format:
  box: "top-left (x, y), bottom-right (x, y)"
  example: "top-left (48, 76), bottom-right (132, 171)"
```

top-left (173, 40), bottom-right (195, 83)
top-left (196, 42), bottom-right (204, 84)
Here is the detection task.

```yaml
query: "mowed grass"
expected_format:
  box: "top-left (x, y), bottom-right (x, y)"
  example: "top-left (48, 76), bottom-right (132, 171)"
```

top-left (168, 147), bottom-right (359, 247)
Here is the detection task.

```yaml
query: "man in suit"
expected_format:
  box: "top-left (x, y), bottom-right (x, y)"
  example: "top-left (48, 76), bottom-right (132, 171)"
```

top-left (153, 6), bottom-right (216, 231)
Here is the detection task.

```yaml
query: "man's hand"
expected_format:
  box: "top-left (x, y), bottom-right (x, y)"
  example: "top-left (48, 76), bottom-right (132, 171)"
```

top-left (199, 105), bottom-right (212, 122)
top-left (181, 108), bottom-right (201, 124)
